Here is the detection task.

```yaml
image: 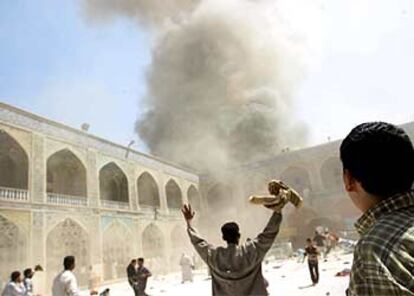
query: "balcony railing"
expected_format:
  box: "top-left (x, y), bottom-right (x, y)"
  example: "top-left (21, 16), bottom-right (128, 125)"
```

top-left (0, 186), bottom-right (29, 202)
top-left (47, 193), bottom-right (87, 207)
top-left (101, 200), bottom-right (130, 210)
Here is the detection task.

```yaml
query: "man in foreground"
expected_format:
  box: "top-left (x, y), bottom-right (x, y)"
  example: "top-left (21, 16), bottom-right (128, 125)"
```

top-left (52, 256), bottom-right (97, 296)
top-left (341, 122), bottom-right (414, 295)
top-left (181, 182), bottom-right (288, 296)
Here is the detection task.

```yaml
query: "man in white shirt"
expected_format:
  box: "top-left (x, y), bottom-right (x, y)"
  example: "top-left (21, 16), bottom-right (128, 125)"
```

top-left (52, 256), bottom-right (97, 296)
top-left (1, 271), bottom-right (26, 296)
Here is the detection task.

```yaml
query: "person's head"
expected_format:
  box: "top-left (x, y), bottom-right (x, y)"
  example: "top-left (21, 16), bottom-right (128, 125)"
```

top-left (131, 259), bottom-right (137, 265)
top-left (221, 222), bottom-right (240, 245)
top-left (306, 238), bottom-right (313, 246)
top-left (63, 256), bottom-right (76, 271)
top-left (23, 268), bottom-right (33, 279)
top-left (10, 271), bottom-right (22, 283)
top-left (340, 122), bottom-right (414, 212)
top-left (137, 258), bottom-right (144, 267)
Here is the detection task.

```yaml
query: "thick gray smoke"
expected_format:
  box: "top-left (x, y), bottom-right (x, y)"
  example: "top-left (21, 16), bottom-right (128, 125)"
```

top-left (84, 0), bottom-right (308, 173)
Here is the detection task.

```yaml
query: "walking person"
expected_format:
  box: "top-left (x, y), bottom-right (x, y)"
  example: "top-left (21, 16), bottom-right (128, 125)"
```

top-left (341, 122), bottom-right (414, 295)
top-left (304, 238), bottom-right (320, 285)
top-left (181, 180), bottom-right (289, 296)
top-left (136, 258), bottom-right (151, 296)
top-left (1, 271), bottom-right (26, 296)
top-left (126, 259), bottom-right (138, 296)
top-left (52, 256), bottom-right (97, 296)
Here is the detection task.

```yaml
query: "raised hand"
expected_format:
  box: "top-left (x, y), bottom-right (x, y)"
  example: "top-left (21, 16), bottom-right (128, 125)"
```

top-left (181, 204), bottom-right (195, 222)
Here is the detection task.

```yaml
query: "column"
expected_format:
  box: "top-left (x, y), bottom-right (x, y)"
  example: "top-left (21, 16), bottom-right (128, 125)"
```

top-left (158, 175), bottom-right (169, 214)
top-left (86, 149), bottom-right (99, 207)
top-left (31, 134), bottom-right (45, 203)
top-left (31, 211), bottom-right (46, 294)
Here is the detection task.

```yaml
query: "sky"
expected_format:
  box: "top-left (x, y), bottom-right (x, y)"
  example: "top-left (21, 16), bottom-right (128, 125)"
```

top-left (1, 0), bottom-right (414, 152)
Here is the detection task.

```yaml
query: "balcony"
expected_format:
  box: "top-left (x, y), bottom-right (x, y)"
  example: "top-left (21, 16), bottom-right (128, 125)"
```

top-left (101, 200), bottom-right (130, 210)
top-left (47, 193), bottom-right (87, 207)
top-left (0, 186), bottom-right (29, 202)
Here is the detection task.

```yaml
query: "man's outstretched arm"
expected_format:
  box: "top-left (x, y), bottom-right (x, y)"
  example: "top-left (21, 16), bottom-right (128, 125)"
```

top-left (251, 212), bottom-right (283, 260)
top-left (182, 204), bottom-right (215, 265)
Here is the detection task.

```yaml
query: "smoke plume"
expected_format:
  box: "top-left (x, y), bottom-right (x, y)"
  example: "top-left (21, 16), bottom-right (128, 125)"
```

top-left (84, 0), bottom-right (309, 173)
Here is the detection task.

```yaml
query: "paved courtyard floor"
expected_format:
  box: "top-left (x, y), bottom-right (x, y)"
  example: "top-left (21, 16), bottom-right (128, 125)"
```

top-left (96, 252), bottom-right (353, 296)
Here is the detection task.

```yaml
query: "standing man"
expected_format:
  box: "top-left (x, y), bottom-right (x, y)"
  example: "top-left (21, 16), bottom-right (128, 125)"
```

top-left (341, 122), bottom-right (414, 295)
top-left (1, 271), bottom-right (25, 296)
top-left (23, 268), bottom-right (34, 296)
top-left (52, 256), bottom-right (97, 296)
top-left (179, 253), bottom-right (194, 284)
top-left (126, 259), bottom-right (138, 295)
top-left (181, 181), bottom-right (288, 296)
top-left (136, 258), bottom-right (151, 296)
top-left (304, 238), bottom-right (320, 285)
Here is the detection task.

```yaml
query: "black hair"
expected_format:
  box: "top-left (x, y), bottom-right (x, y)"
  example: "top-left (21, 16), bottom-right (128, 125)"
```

top-left (63, 256), bottom-right (75, 270)
top-left (340, 122), bottom-right (414, 198)
top-left (23, 268), bottom-right (33, 278)
top-left (131, 259), bottom-right (137, 264)
top-left (137, 258), bottom-right (144, 262)
top-left (11, 271), bottom-right (21, 282)
top-left (221, 222), bottom-right (240, 244)
top-left (306, 238), bottom-right (312, 243)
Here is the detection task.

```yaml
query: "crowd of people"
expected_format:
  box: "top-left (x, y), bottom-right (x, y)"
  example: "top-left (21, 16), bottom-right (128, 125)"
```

top-left (1, 121), bottom-right (414, 296)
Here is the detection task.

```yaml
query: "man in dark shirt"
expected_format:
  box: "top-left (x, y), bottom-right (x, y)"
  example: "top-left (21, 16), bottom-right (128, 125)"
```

top-left (304, 238), bottom-right (320, 285)
top-left (126, 259), bottom-right (138, 295)
top-left (136, 258), bottom-right (151, 296)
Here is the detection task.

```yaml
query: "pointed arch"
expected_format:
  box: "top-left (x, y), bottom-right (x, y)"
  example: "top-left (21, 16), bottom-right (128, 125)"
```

top-left (47, 149), bottom-right (87, 197)
top-left (46, 218), bottom-right (90, 287)
top-left (0, 214), bottom-right (27, 282)
top-left (142, 224), bottom-right (164, 259)
top-left (99, 162), bottom-right (129, 202)
top-left (103, 221), bottom-right (133, 280)
top-left (280, 166), bottom-right (312, 196)
top-left (320, 157), bottom-right (343, 191)
top-left (165, 179), bottom-right (182, 210)
top-left (187, 185), bottom-right (201, 210)
top-left (137, 172), bottom-right (160, 208)
top-left (0, 131), bottom-right (29, 189)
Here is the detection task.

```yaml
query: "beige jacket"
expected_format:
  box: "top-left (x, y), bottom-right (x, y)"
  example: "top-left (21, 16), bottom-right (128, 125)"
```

top-left (188, 212), bottom-right (282, 296)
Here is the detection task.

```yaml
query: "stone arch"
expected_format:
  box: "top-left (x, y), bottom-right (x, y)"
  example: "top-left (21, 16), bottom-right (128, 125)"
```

top-left (47, 149), bottom-right (87, 197)
top-left (99, 162), bottom-right (129, 202)
top-left (0, 131), bottom-right (29, 189)
top-left (170, 225), bottom-right (191, 270)
top-left (280, 166), bottom-right (312, 196)
top-left (0, 215), bottom-right (27, 282)
top-left (46, 218), bottom-right (90, 287)
top-left (187, 185), bottom-right (201, 210)
top-left (142, 224), bottom-right (165, 259)
top-left (165, 179), bottom-right (182, 210)
top-left (320, 157), bottom-right (343, 191)
top-left (137, 172), bottom-right (160, 208)
top-left (103, 221), bottom-right (133, 281)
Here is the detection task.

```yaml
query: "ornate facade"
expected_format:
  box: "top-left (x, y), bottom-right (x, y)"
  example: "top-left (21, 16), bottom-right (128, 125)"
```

top-left (0, 103), bottom-right (200, 292)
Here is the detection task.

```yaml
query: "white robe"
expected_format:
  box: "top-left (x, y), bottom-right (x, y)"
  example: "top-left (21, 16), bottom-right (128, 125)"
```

top-left (51, 270), bottom-right (85, 296)
top-left (180, 255), bottom-right (194, 282)
top-left (1, 282), bottom-right (26, 296)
